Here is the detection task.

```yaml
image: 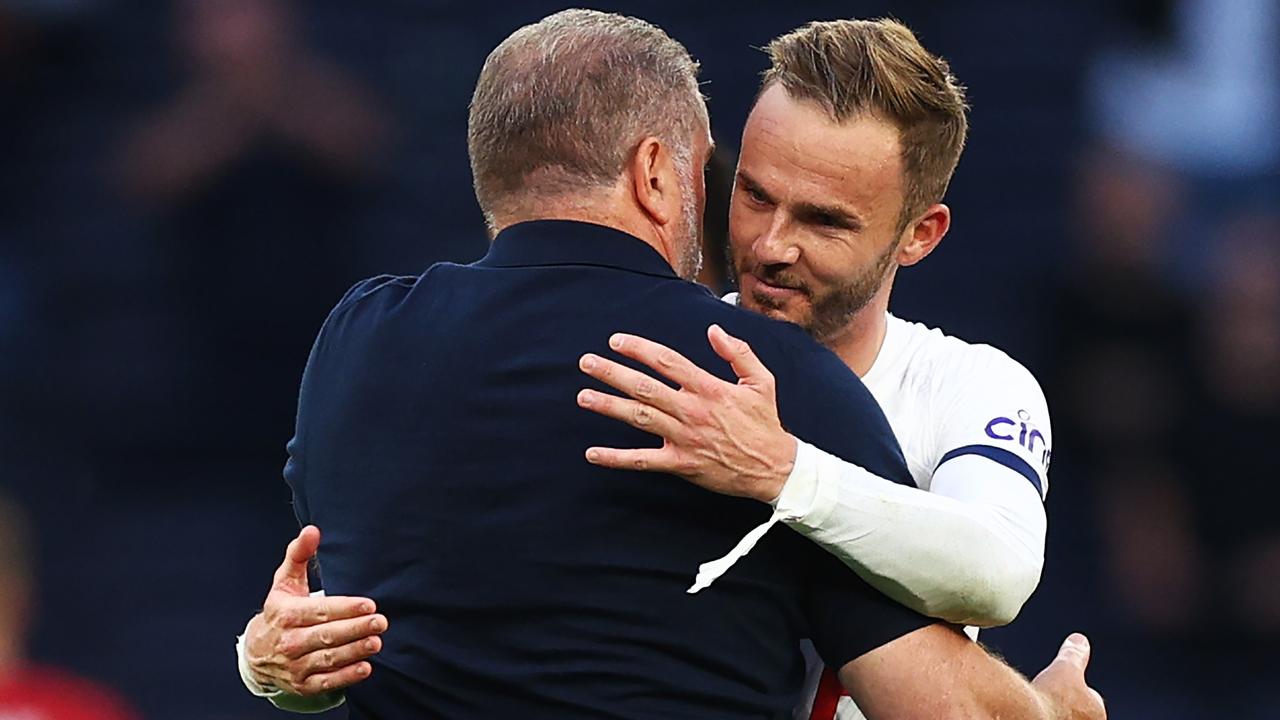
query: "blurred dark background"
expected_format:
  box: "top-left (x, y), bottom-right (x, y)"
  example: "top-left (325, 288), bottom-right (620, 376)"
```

top-left (0, 0), bottom-right (1276, 717)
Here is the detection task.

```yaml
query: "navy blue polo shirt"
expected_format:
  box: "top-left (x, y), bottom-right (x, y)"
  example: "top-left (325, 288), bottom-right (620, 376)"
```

top-left (285, 220), bottom-right (932, 719)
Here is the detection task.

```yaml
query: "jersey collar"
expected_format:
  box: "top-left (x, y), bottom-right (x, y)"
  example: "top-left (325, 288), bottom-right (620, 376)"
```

top-left (478, 220), bottom-right (679, 280)
top-left (861, 312), bottom-right (901, 387)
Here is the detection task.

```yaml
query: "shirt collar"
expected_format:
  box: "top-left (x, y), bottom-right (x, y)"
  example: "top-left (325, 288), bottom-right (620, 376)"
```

top-left (477, 220), bottom-right (679, 279)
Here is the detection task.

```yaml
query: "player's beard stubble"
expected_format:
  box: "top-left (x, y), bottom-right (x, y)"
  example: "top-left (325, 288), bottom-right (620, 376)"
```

top-left (736, 235), bottom-right (898, 344)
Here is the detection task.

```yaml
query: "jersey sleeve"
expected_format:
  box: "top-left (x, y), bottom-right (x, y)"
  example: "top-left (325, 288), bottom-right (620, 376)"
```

top-left (930, 347), bottom-right (1053, 499)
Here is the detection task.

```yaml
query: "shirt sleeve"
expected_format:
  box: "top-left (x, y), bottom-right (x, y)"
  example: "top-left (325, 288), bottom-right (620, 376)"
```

top-left (769, 346), bottom-right (1051, 626)
top-left (776, 441), bottom-right (1046, 626)
top-left (930, 346), bottom-right (1053, 499)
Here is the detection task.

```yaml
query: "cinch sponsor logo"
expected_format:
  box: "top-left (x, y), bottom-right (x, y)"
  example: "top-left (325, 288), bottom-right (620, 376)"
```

top-left (985, 409), bottom-right (1051, 469)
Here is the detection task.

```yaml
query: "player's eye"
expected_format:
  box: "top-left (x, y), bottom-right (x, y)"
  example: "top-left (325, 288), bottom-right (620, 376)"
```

top-left (744, 185), bottom-right (769, 205)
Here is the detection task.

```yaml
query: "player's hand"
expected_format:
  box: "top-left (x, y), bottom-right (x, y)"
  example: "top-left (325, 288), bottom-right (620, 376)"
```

top-left (244, 526), bottom-right (389, 696)
top-left (577, 325), bottom-right (797, 503)
top-left (1031, 634), bottom-right (1106, 720)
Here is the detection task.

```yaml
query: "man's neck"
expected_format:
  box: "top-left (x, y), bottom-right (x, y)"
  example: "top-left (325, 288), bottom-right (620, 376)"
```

top-left (493, 193), bottom-right (675, 271)
top-left (825, 290), bottom-right (892, 378)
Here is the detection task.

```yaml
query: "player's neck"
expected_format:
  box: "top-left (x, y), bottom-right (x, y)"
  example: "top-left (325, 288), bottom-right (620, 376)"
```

top-left (826, 287), bottom-right (892, 377)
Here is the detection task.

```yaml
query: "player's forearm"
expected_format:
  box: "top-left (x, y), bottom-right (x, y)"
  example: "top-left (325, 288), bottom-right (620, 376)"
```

top-left (839, 625), bottom-right (1073, 720)
top-left (775, 442), bottom-right (1044, 626)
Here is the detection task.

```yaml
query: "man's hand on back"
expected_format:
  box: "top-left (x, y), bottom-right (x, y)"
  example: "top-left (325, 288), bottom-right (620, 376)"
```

top-left (243, 526), bottom-right (389, 696)
top-left (577, 324), bottom-right (797, 502)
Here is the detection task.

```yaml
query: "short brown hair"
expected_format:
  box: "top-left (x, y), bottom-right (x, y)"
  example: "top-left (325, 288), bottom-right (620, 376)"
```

top-left (468, 9), bottom-right (707, 227)
top-left (762, 18), bottom-right (968, 228)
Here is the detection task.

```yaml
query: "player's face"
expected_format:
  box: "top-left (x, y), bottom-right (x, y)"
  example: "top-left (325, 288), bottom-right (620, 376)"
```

top-left (729, 84), bottom-right (908, 343)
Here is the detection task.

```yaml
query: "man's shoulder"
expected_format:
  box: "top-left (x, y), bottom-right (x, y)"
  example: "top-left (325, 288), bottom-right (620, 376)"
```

top-left (889, 315), bottom-right (1041, 399)
top-left (331, 273), bottom-right (429, 313)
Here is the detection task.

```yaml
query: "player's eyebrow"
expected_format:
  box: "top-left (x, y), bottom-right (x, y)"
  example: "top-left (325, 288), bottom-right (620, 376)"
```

top-left (793, 200), bottom-right (864, 232)
top-left (738, 169), bottom-right (864, 232)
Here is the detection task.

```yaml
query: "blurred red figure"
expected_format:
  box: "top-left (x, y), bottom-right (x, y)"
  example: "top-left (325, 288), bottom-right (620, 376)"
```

top-left (0, 494), bottom-right (139, 720)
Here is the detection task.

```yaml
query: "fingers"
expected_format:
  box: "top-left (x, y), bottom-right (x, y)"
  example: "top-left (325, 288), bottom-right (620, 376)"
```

top-left (1054, 633), bottom-right (1092, 674)
top-left (290, 526), bottom-right (322, 565)
top-left (707, 325), bottom-right (772, 388)
top-left (298, 634), bottom-right (384, 677)
top-left (268, 593), bottom-right (382, 629)
top-left (285, 613), bottom-right (386, 658)
top-left (272, 526), bottom-right (321, 594)
top-left (294, 660), bottom-right (373, 695)
top-left (579, 353), bottom-right (683, 416)
top-left (585, 446), bottom-right (680, 474)
top-left (606, 333), bottom-right (718, 393)
top-left (577, 388), bottom-right (682, 439)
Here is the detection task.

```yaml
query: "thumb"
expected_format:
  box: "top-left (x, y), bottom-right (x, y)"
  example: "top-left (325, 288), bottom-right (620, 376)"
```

top-left (1053, 633), bottom-right (1092, 674)
top-left (707, 324), bottom-right (770, 387)
top-left (271, 525), bottom-right (320, 595)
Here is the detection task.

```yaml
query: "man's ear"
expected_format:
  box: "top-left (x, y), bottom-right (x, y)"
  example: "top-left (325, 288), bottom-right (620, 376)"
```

top-left (629, 136), bottom-right (676, 226)
top-left (896, 203), bottom-right (951, 267)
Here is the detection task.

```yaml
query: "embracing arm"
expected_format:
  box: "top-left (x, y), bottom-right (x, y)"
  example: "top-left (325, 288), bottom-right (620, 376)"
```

top-left (577, 325), bottom-right (1046, 626)
top-left (776, 441), bottom-right (1045, 626)
top-left (837, 624), bottom-right (1103, 720)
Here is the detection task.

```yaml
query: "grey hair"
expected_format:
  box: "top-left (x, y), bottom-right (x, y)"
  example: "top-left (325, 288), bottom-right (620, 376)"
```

top-left (468, 8), bottom-right (708, 227)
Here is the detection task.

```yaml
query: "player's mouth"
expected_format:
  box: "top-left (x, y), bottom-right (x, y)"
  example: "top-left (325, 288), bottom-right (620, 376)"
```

top-left (744, 273), bottom-right (807, 302)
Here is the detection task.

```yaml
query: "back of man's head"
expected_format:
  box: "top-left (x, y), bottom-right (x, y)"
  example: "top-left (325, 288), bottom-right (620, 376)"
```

top-left (468, 9), bottom-right (707, 230)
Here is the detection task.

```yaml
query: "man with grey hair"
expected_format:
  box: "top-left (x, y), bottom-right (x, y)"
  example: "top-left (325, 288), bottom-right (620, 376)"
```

top-left (235, 10), bottom-right (1104, 719)
top-left (467, 8), bottom-right (708, 277)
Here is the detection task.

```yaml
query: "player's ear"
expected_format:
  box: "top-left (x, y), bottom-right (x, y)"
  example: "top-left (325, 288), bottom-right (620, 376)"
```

top-left (629, 136), bottom-right (677, 227)
top-left (896, 203), bottom-right (950, 267)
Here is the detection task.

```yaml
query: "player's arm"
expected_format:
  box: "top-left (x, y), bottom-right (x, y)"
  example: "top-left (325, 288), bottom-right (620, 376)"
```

top-left (577, 327), bottom-right (1045, 626)
top-left (836, 625), bottom-right (1104, 720)
top-left (802, 528), bottom-right (1101, 720)
top-left (777, 345), bottom-right (1051, 625)
top-left (236, 526), bottom-right (387, 712)
top-left (773, 436), bottom-right (1045, 626)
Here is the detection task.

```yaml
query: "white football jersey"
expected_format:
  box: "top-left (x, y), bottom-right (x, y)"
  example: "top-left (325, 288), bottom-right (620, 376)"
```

top-left (790, 312), bottom-right (1052, 720)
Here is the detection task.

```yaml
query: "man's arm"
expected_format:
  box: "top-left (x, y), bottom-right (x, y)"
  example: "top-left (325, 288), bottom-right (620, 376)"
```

top-left (839, 625), bottom-right (1104, 720)
top-left (237, 526), bottom-right (387, 711)
top-left (577, 326), bottom-right (1044, 625)
top-left (775, 441), bottom-right (1045, 625)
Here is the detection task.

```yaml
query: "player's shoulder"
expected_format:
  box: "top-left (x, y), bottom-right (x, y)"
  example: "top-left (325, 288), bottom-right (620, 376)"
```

top-left (889, 314), bottom-right (1042, 397)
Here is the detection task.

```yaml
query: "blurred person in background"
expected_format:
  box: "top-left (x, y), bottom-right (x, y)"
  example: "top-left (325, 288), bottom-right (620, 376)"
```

top-left (1192, 217), bottom-right (1280, 641)
top-left (1057, 1), bottom-right (1280, 714)
top-left (114, 0), bottom-right (392, 457)
top-left (0, 492), bottom-right (139, 720)
top-left (120, 0), bottom-right (389, 200)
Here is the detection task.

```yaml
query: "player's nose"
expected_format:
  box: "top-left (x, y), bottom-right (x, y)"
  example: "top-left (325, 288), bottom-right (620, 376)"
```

top-left (753, 218), bottom-right (800, 266)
